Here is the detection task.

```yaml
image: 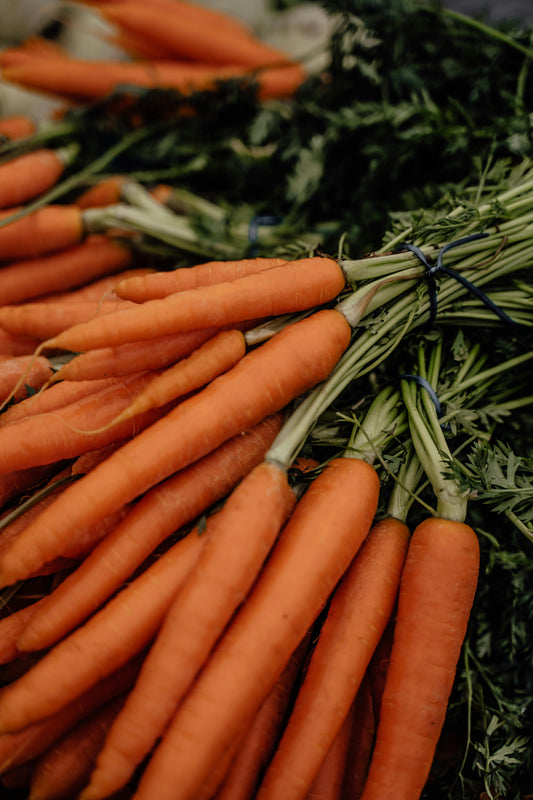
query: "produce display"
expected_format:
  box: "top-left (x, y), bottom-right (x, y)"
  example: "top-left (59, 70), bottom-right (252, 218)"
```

top-left (0, 1), bottom-right (531, 798)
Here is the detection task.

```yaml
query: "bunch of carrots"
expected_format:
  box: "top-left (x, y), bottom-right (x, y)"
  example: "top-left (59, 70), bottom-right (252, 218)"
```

top-left (0, 20), bottom-right (531, 793)
top-left (0, 156), bottom-right (530, 800)
top-left (0, 0), bottom-right (307, 104)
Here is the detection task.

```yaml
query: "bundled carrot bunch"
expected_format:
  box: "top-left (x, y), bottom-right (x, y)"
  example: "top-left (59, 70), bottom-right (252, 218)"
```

top-left (0, 0), bottom-right (307, 104)
top-left (0, 151), bottom-right (531, 800)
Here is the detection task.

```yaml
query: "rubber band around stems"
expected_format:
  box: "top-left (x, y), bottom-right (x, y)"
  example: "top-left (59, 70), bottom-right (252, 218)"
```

top-left (400, 373), bottom-right (451, 432)
top-left (396, 232), bottom-right (526, 328)
top-left (248, 214), bottom-right (283, 256)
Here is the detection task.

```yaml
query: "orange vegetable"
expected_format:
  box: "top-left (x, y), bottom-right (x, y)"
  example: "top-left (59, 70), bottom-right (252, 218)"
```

top-left (0, 205), bottom-right (83, 260)
top-left (0, 115), bottom-right (36, 141)
top-left (0, 148), bottom-right (69, 209)
top-left (75, 176), bottom-right (127, 209)
top-left (0, 309), bottom-right (351, 589)
top-left (0, 531), bottom-right (207, 733)
top-left (43, 256), bottom-right (347, 352)
top-left (306, 703), bottom-right (355, 800)
top-left (49, 327), bottom-right (219, 383)
top-left (17, 414), bottom-right (282, 652)
top-left (0, 354), bottom-right (52, 403)
top-left (28, 695), bottom-right (126, 800)
top-left (257, 517), bottom-right (410, 800)
top-left (0, 236), bottom-right (134, 306)
top-left (84, 460), bottom-right (296, 798)
top-left (0, 298), bottom-right (135, 341)
top-left (340, 676), bottom-right (376, 800)
top-left (126, 457), bottom-right (380, 800)
top-left (115, 256), bottom-right (288, 301)
top-left (359, 518), bottom-right (480, 800)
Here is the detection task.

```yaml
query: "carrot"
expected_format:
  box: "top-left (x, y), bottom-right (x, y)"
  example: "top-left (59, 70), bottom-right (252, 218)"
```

top-left (359, 517), bottom-right (480, 800)
top-left (98, 2), bottom-right (297, 68)
top-left (28, 695), bottom-right (126, 800)
top-left (17, 414), bottom-right (282, 652)
top-left (1, 761), bottom-right (34, 789)
top-left (0, 308), bottom-right (351, 589)
top-left (2, 57), bottom-right (305, 103)
top-left (49, 327), bottom-right (219, 383)
top-left (115, 256), bottom-right (288, 301)
top-left (0, 327), bottom-right (40, 357)
top-left (0, 147), bottom-right (73, 209)
top-left (0, 658), bottom-right (142, 775)
top-left (306, 702), bottom-right (355, 800)
top-left (0, 298), bottom-right (136, 340)
top-left (75, 177), bottom-right (128, 209)
top-left (0, 527), bottom-right (208, 733)
top-left (340, 676), bottom-right (375, 800)
top-left (45, 267), bottom-right (155, 304)
top-left (0, 376), bottom-right (119, 426)
top-left (0, 236), bottom-right (134, 306)
top-left (42, 256), bottom-right (347, 352)
top-left (0, 598), bottom-right (47, 666)
top-left (118, 457), bottom-right (380, 800)
top-left (0, 115), bottom-right (36, 141)
top-left (0, 370), bottom-right (175, 475)
top-left (0, 463), bottom-right (68, 512)
top-left (367, 618), bottom-right (394, 727)
top-left (84, 460), bottom-right (297, 797)
top-left (0, 205), bottom-right (83, 260)
top-left (84, 328), bottom-right (247, 432)
top-left (0, 354), bottom-right (52, 402)
top-left (256, 517), bottom-right (410, 800)
top-left (215, 634), bottom-right (312, 800)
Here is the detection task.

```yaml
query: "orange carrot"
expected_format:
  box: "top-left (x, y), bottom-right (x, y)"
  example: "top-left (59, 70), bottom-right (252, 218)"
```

top-left (75, 177), bottom-right (127, 209)
top-left (17, 414), bottom-right (282, 652)
top-left (0, 205), bottom-right (83, 260)
top-left (0, 308), bottom-right (351, 589)
top-left (49, 327), bottom-right (219, 383)
top-left (0, 528), bottom-right (208, 733)
top-left (340, 676), bottom-right (375, 800)
top-left (0, 658), bottom-right (142, 775)
top-left (0, 298), bottom-right (135, 340)
top-left (306, 703), bottom-right (355, 800)
top-left (0, 327), bottom-right (40, 357)
top-left (367, 618), bottom-right (394, 727)
top-left (86, 328), bottom-right (247, 432)
top-left (28, 695), bottom-right (126, 800)
top-left (0, 236), bottom-right (134, 306)
top-left (0, 376), bottom-right (119, 426)
top-left (0, 598), bottom-right (47, 666)
top-left (0, 148), bottom-right (70, 209)
top-left (45, 267), bottom-right (154, 304)
top-left (0, 115), bottom-right (36, 141)
top-left (1, 761), bottom-right (34, 789)
top-left (119, 457), bottom-right (379, 800)
top-left (359, 518), bottom-right (480, 800)
top-left (98, 2), bottom-right (297, 68)
top-left (0, 370), bottom-right (176, 475)
top-left (43, 256), bottom-right (346, 352)
top-left (84, 460), bottom-right (297, 797)
top-left (0, 463), bottom-right (68, 512)
top-left (0, 354), bottom-right (52, 403)
top-left (215, 634), bottom-right (312, 800)
top-left (115, 256), bottom-right (288, 301)
top-left (257, 517), bottom-right (410, 800)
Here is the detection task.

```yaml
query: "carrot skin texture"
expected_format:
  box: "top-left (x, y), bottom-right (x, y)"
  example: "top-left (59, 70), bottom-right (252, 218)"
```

top-left (0, 309), bottom-right (351, 588)
top-left (28, 695), bottom-right (125, 800)
top-left (115, 257), bottom-right (288, 301)
top-left (0, 299), bottom-right (135, 340)
top-left (340, 676), bottom-right (375, 800)
top-left (305, 703), bottom-right (354, 800)
top-left (45, 257), bottom-right (347, 352)
top-left (0, 355), bottom-right (52, 402)
top-left (17, 414), bottom-right (283, 651)
top-left (0, 149), bottom-right (66, 209)
top-left (257, 517), bottom-right (410, 800)
top-left (215, 634), bottom-right (312, 800)
top-left (0, 377), bottom-right (120, 426)
top-left (0, 660), bottom-right (142, 775)
top-left (359, 517), bottom-right (480, 800)
top-left (0, 532), bottom-right (206, 733)
top-left (84, 461), bottom-right (296, 799)
top-left (0, 236), bottom-right (133, 306)
top-left (0, 206), bottom-right (83, 260)
top-left (0, 115), bottom-right (36, 140)
top-left (49, 327), bottom-right (219, 383)
top-left (129, 457), bottom-right (380, 800)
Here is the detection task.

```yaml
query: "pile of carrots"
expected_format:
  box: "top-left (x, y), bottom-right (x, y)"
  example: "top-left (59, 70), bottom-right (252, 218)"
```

top-left (0, 0), bottom-right (307, 103)
top-left (0, 211), bottom-right (488, 800)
